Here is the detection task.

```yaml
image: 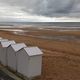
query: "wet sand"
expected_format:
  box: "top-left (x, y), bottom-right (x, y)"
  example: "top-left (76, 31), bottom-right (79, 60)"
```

top-left (0, 27), bottom-right (80, 80)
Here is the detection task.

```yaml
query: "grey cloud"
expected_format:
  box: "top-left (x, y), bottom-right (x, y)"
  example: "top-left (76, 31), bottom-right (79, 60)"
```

top-left (1, 0), bottom-right (80, 17)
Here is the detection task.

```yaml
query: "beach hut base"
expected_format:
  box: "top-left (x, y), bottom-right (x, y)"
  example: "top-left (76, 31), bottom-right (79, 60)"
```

top-left (16, 72), bottom-right (35, 80)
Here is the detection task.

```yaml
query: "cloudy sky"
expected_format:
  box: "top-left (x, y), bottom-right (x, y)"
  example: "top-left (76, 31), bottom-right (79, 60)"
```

top-left (0, 0), bottom-right (80, 22)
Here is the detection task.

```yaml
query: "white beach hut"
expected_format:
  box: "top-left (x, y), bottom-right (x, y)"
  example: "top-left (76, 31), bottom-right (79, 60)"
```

top-left (7, 43), bottom-right (27, 71)
top-left (0, 39), bottom-right (8, 63)
top-left (17, 47), bottom-right (43, 78)
top-left (0, 40), bottom-right (16, 66)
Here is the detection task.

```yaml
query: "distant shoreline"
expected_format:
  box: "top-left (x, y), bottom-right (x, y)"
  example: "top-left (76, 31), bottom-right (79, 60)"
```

top-left (0, 22), bottom-right (80, 29)
top-left (0, 22), bottom-right (80, 27)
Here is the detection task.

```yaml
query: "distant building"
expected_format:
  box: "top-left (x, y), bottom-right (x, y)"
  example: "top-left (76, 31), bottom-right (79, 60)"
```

top-left (7, 43), bottom-right (27, 71)
top-left (17, 47), bottom-right (43, 78)
top-left (0, 40), bottom-right (16, 66)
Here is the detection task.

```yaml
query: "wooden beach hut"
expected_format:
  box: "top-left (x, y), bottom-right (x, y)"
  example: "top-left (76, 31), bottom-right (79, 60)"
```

top-left (0, 40), bottom-right (16, 66)
top-left (7, 43), bottom-right (27, 71)
top-left (0, 39), bottom-right (8, 63)
top-left (17, 47), bottom-right (43, 78)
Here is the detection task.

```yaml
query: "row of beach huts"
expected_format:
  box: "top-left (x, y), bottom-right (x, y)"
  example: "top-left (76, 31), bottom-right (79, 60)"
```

top-left (0, 37), bottom-right (43, 79)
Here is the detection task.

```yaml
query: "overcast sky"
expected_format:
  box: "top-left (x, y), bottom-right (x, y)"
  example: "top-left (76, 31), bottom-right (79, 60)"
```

top-left (0, 0), bottom-right (80, 22)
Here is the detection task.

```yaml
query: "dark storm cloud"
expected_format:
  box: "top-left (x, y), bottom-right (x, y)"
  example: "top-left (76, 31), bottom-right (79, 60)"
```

top-left (1, 0), bottom-right (80, 17)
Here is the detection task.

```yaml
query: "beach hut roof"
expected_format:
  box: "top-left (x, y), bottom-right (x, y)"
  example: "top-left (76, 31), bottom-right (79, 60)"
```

top-left (1, 40), bottom-right (16, 47)
top-left (24, 47), bottom-right (43, 56)
top-left (0, 37), bottom-right (2, 39)
top-left (11, 43), bottom-right (26, 52)
top-left (0, 39), bottom-right (8, 42)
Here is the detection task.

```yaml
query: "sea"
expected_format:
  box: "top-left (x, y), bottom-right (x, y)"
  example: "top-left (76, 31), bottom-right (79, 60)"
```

top-left (0, 22), bottom-right (80, 28)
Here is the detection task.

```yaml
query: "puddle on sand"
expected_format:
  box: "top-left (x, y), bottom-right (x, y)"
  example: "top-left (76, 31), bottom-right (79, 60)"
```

top-left (34, 35), bottom-right (80, 41)
top-left (2, 28), bottom-right (79, 41)
top-left (13, 31), bottom-right (80, 41)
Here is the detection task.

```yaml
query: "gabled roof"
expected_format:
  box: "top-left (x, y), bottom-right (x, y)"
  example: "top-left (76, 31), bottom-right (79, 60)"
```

top-left (1, 40), bottom-right (16, 47)
top-left (11, 43), bottom-right (27, 52)
top-left (24, 47), bottom-right (43, 56)
top-left (0, 37), bottom-right (2, 39)
top-left (0, 39), bottom-right (8, 42)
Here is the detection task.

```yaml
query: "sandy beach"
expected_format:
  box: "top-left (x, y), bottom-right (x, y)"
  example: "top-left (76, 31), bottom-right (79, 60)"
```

top-left (0, 27), bottom-right (80, 80)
